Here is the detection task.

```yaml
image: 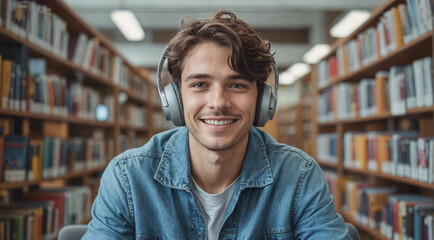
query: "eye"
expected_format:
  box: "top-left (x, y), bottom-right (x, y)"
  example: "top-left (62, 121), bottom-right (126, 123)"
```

top-left (192, 82), bottom-right (207, 88)
top-left (231, 83), bottom-right (247, 89)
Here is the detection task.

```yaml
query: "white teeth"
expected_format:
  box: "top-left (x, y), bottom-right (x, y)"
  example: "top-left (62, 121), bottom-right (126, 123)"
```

top-left (204, 119), bottom-right (234, 126)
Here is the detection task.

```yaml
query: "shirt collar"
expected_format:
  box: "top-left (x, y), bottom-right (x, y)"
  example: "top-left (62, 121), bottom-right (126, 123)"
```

top-left (154, 127), bottom-right (274, 191)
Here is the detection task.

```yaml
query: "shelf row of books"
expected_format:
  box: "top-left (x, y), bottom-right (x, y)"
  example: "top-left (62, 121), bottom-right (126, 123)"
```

top-left (0, 126), bottom-right (113, 182)
top-left (316, 133), bottom-right (337, 164)
top-left (153, 113), bottom-right (175, 130)
top-left (343, 131), bottom-right (434, 184)
top-left (69, 81), bottom-right (114, 122)
top-left (3, 0), bottom-right (115, 80)
top-left (317, 0), bottom-right (432, 87)
top-left (4, 0), bottom-right (69, 59)
top-left (279, 125), bottom-right (296, 136)
top-left (2, 0), bottom-right (152, 92)
top-left (301, 107), bottom-right (312, 121)
top-left (0, 54), bottom-right (115, 122)
top-left (318, 57), bottom-right (433, 122)
top-left (277, 106), bottom-right (297, 124)
top-left (69, 33), bottom-right (112, 79)
top-left (323, 170), bottom-right (338, 204)
top-left (119, 130), bottom-right (148, 153)
top-left (344, 180), bottom-right (434, 240)
top-left (389, 57), bottom-right (433, 116)
top-left (302, 83), bottom-right (312, 107)
top-left (302, 122), bottom-right (311, 135)
top-left (112, 56), bottom-right (149, 95)
top-left (0, 185), bottom-right (91, 240)
top-left (120, 103), bottom-right (147, 128)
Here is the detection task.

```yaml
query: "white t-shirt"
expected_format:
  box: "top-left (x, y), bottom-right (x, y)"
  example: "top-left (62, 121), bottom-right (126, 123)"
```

top-left (191, 177), bottom-right (239, 240)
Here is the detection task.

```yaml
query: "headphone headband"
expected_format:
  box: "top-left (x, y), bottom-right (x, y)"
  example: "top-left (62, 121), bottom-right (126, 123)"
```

top-left (156, 45), bottom-right (279, 127)
top-left (157, 46), bottom-right (170, 108)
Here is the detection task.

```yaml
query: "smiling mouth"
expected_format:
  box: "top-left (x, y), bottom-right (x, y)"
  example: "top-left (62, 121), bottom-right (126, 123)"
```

top-left (202, 119), bottom-right (236, 126)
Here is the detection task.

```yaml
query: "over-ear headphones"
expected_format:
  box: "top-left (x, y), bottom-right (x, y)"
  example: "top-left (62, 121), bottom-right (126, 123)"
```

top-left (156, 46), bottom-right (279, 127)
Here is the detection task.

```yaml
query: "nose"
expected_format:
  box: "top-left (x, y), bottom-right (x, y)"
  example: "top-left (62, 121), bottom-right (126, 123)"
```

top-left (208, 85), bottom-right (231, 111)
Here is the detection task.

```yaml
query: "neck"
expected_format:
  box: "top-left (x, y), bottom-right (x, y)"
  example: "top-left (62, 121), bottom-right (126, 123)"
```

top-left (189, 134), bottom-right (248, 194)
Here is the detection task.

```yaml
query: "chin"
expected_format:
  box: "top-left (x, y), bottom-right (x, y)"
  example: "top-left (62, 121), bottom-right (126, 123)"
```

top-left (203, 142), bottom-right (235, 152)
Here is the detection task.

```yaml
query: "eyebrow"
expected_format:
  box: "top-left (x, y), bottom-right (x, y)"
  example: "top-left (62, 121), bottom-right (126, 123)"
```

top-left (184, 73), bottom-right (246, 82)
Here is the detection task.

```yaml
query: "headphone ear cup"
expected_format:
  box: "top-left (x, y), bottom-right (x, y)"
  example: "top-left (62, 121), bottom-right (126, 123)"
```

top-left (254, 84), bottom-right (273, 127)
top-left (163, 81), bottom-right (185, 126)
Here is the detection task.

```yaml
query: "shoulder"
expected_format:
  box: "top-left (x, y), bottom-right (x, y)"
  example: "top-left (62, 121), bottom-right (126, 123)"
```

top-left (110, 127), bottom-right (186, 168)
top-left (252, 127), bottom-right (315, 168)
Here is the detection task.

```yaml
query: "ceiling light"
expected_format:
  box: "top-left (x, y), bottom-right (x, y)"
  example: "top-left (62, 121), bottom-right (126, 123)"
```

top-left (279, 63), bottom-right (312, 85)
top-left (279, 71), bottom-right (298, 85)
top-left (288, 63), bottom-right (311, 78)
top-left (111, 10), bottom-right (145, 41)
top-left (303, 44), bottom-right (331, 64)
top-left (330, 10), bottom-right (371, 38)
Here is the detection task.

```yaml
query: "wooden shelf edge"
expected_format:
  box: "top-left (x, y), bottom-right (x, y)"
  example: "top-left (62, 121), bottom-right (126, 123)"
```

top-left (344, 167), bottom-right (434, 190)
top-left (120, 124), bottom-right (151, 132)
top-left (319, 106), bottom-right (434, 125)
top-left (0, 109), bottom-right (115, 127)
top-left (277, 120), bottom-right (297, 126)
top-left (0, 167), bottom-right (106, 190)
top-left (317, 161), bottom-right (338, 169)
top-left (318, 121), bottom-right (339, 126)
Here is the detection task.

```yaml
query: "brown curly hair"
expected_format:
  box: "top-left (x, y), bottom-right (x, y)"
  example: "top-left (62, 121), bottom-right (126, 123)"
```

top-left (166, 11), bottom-right (275, 88)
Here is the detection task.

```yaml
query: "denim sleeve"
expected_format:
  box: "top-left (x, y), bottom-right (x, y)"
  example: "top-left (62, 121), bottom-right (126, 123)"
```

top-left (292, 159), bottom-right (352, 240)
top-left (82, 159), bottom-right (135, 239)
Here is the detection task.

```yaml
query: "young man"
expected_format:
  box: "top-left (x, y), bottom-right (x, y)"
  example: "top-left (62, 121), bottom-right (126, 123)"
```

top-left (83, 11), bottom-right (351, 239)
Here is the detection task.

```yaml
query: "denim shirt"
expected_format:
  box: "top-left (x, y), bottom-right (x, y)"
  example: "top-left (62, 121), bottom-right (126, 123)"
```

top-left (83, 127), bottom-right (351, 239)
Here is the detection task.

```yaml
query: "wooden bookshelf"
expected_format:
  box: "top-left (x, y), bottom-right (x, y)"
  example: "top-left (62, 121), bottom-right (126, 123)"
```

top-left (344, 167), bottom-right (434, 190)
top-left (0, 167), bottom-right (105, 190)
top-left (120, 124), bottom-right (152, 133)
top-left (0, 0), bottom-right (168, 237)
top-left (313, 0), bottom-right (434, 239)
top-left (277, 72), bottom-right (312, 152)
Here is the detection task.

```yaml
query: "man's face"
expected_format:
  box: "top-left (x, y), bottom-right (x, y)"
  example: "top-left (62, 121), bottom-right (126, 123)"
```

top-left (180, 42), bottom-right (258, 152)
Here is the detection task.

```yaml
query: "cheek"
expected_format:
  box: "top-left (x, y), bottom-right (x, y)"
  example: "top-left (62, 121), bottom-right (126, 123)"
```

top-left (239, 95), bottom-right (258, 116)
top-left (182, 95), bottom-right (202, 114)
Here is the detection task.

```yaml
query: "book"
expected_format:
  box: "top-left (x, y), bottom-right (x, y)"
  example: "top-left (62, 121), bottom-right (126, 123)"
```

top-left (0, 206), bottom-right (41, 240)
top-left (2, 135), bottom-right (29, 182)
top-left (414, 203), bottom-right (434, 240)
top-left (391, 7), bottom-right (404, 50)
top-left (0, 213), bottom-right (25, 240)
top-left (28, 58), bottom-right (46, 114)
top-left (375, 71), bottom-right (390, 115)
top-left (27, 139), bottom-right (44, 181)
top-left (385, 194), bottom-right (432, 240)
top-left (1, 60), bottom-right (11, 110)
top-left (358, 186), bottom-right (397, 228)
top-left (25, 192), bottom-right (65, 234)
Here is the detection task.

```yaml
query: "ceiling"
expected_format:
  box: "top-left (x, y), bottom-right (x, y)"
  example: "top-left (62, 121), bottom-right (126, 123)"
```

top-left (64, 0), bottom-right (386, 70)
